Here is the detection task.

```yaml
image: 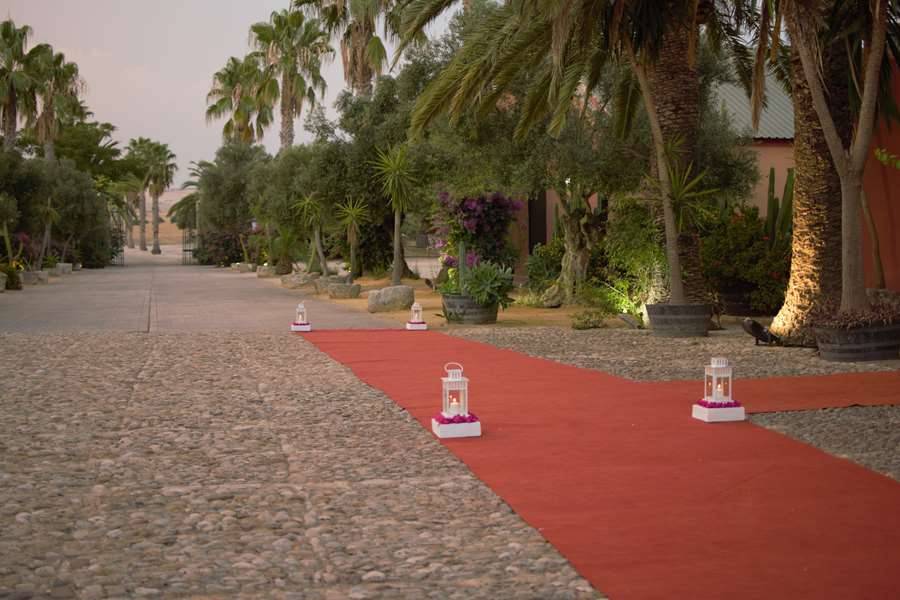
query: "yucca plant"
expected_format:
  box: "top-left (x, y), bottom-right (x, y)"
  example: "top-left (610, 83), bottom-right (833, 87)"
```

top-left (371, 143), bottom-right (417, 286)
top-left (336, 196), bottom-right (368, 282)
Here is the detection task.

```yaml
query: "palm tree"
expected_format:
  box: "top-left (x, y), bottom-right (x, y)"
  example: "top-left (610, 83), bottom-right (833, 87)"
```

top-left (31, 51), bottom-right (85, 161)
top-left (147, 142), bottom-right (178, 255)
top-left (107, 173), bottom-right (143, 249)
top-left (179, 160), bottom-right (211, 233)
top-left (295, 0), bottom-right (394, 96)
top-left (0, 19), bottom-right (52, 149)
top-left (206, 54), bottom-right (277, 143)
top-left (126, 137), bottom-right (154, 251)
top-left (251, 9), bottom-right (332, 151)
top-left (372, 144), bottom-right (416, 286)
top-left (411, 0), bottom-right (698, 302)
top-left (336, 197), bottom-right (369, 281)
top-left (781, 1), bottom-right (890, 312)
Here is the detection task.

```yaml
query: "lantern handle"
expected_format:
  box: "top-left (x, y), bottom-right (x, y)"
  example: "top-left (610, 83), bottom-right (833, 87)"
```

top-left (444, 362), bottom-right (463, 373)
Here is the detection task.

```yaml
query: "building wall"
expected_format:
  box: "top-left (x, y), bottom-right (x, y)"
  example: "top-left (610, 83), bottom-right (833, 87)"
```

top-left (513, 136), bottom-right (899, 292)
top-left (747, 141), bottom-right (795, 217)
top-left (863, 120), bottom-right (900, 291)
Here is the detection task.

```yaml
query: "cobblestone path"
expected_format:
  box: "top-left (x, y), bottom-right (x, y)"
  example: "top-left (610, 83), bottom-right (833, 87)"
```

top-left (0, 331), bottom-right (599, 599)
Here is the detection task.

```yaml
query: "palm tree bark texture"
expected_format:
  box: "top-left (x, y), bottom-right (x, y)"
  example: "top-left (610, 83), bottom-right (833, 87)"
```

top-left (770, 47), bottom-right (852, 344)
top-left (647, 5), bottom-right (705, 303)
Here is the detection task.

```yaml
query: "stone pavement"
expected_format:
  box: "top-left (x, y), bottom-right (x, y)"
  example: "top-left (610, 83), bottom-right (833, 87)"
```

top-left (0, 249), bottom-right (600, 599)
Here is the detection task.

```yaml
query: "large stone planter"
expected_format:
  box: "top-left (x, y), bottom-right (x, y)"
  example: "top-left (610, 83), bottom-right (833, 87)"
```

top-left (256, 265), bottom-right (277, 278)
top-left (368, 285), bottom-right (414, 313)
top-left (814, 324), bottom-right (900, 362)
top-left (55, 263), bottom-right (73, 275)
top-left (22, 271), bottom-right (50, 285)
top-left (315, 274), bottom-right (351, 294)
top-left (328, 283), bottom-right (362, 299)
top-left (441, 294), bottom-right (498, 324)
top-left (282, 272), bottom-right (319, 289)
top-left (0, 272), bottom-right (6, 292)
top-left (646, 303), bottom-right (711, 337)
top-left (73, 263), bottom-right (82, 271)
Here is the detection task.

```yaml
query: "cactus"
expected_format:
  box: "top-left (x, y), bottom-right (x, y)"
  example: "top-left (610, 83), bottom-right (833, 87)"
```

top-left (765, 168), bottom-right (793, 250)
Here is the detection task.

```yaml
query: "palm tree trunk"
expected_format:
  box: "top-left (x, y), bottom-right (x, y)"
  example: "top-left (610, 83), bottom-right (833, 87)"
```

top-left (280, 73), bottom-right (295, 151)
top-left (151, 193), bottom-right (161, 254)
top-left (648, 14), bottom-right (704, 303)
top-left (770, 50), bottom-right (849, 345)
top-left (125, 193), bottom-right (135, 248)
top-left (629, 48), bottom-right (686, 304)
top-left (2, 95), bottom-right (16, 150)
top-left (648, 15), bottom-right (700, 172)
top-left (348, 229), bottom-right (357, 284)
top-left (314, 226), bottom-right (328, 276)
top-left (392, 209), bottom-right (402, 285)
top-left (139, 192), bottom-right (148, 251)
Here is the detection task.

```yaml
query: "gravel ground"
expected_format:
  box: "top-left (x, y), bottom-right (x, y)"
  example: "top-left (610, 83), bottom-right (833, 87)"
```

top-left (451, 326), bottom-right (900, 482)
top-left (0, 332), bottom-right (600, 599)
top-left (448, 326), bottom-right (899, 381)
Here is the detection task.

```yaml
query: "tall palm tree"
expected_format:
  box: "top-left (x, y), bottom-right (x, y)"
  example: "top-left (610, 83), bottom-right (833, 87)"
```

top-left (147, 142), bottom-right (178, 255)
top-left (251, 9), bottom-right (332, 151)
top-left (206, 54), bottom-right (277, 143)
top-left (0, 19), bottom-right (52, 150)
top-left (372, 144), bottom-right (417, 286)
top-left (125, 137), bottom-right (155, 251)
top-left (294, 0), bottom-right (394, 96)
top-left (31, 51), bottom-right (85, 161)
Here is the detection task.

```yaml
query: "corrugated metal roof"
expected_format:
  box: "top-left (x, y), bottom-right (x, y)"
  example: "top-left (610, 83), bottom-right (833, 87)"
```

top-left (714, 73), bottom-right (794, 140)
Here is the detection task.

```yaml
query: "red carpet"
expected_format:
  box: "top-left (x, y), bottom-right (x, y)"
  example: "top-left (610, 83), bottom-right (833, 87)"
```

top-left (306, 330), bottom-right (900, 599)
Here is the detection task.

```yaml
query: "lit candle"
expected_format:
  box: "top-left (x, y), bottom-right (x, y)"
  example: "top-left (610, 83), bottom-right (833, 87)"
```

top-left (716, 382), bottom-right (723, 397)
top-left (449, 399), bottom-right (460, 414)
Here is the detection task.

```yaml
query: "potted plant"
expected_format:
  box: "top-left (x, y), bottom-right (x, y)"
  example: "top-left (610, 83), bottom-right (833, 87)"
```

top-left (644, 159), bottom-right (719, 337)
top-left (439, 258), bottom-right (514, 324)
top-left (812, 300), bottom-right (900, 362)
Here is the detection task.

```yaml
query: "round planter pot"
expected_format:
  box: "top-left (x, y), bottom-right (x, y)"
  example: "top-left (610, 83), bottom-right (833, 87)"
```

top-left (814, 323), bottom-right (900, 362)
top-left (442, 294), bottom-right (498, 324)
top-left (646, 303), bottom-right (711, 337)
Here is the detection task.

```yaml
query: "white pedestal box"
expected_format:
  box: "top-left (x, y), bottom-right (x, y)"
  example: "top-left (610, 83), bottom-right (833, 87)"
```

top-left (406, 322), bottom-right (428, 331)
top-left (431, 419), bottom-right (482, 439)
top-left (290, 322), bottom-right (312, 332)
top-left (692, 404), bottom-right (746, 423)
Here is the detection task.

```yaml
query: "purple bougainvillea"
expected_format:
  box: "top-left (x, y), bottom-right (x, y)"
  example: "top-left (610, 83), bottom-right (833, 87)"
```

top-left (432, 192), bottom-right (523, 268)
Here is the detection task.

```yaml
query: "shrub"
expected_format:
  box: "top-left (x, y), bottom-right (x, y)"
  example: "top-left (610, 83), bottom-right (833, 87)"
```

top-left (701, 206), bottom-right (789, 313)
top-left (1, 263), bottom-right (22, 290)
top-left (464, 262), bottom-right (515, 308)
top-left (571, 308), bottom-right (612, 330)
top-left (526, 238), bottom-right (564, 292)
top-left (196, 230), bottom-right (244, 266)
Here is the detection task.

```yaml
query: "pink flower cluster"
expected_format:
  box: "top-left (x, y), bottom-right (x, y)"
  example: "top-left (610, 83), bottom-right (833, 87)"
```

top-left (698, 400), bottom-right (742, 409)
top-left (433, 412), bottom-right (480, 425)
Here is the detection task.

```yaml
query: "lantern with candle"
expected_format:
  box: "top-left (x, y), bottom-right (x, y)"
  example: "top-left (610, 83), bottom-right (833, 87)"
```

top-left (432, 362), bottom-right (481, 438)
top-left (290, 302), bottom-right (312, 332)
top-left (692, 357), bottom-right (745, 422)
top-left (406, 302), bottom-right (427, 330)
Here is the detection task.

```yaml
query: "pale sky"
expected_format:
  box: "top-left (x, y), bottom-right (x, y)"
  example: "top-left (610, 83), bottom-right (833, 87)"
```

top-left (5, 0), bottom-right (442, 185)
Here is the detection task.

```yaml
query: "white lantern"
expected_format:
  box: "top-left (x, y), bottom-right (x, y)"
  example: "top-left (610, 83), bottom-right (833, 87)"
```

top-left (432, 362), bottom-right (481, 438)
top-left (406, 302), bottom-right (427, 330)
top-left (692, 357), bottom-right (745, 423)
top-left (290, 302), bottom-right (312, 332)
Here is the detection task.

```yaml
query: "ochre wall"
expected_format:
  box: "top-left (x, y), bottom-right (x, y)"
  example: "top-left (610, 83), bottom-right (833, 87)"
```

top-left (863, 123), bottom-right (900, 291)
top-left (748, 141), bottom-right (796, 217)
